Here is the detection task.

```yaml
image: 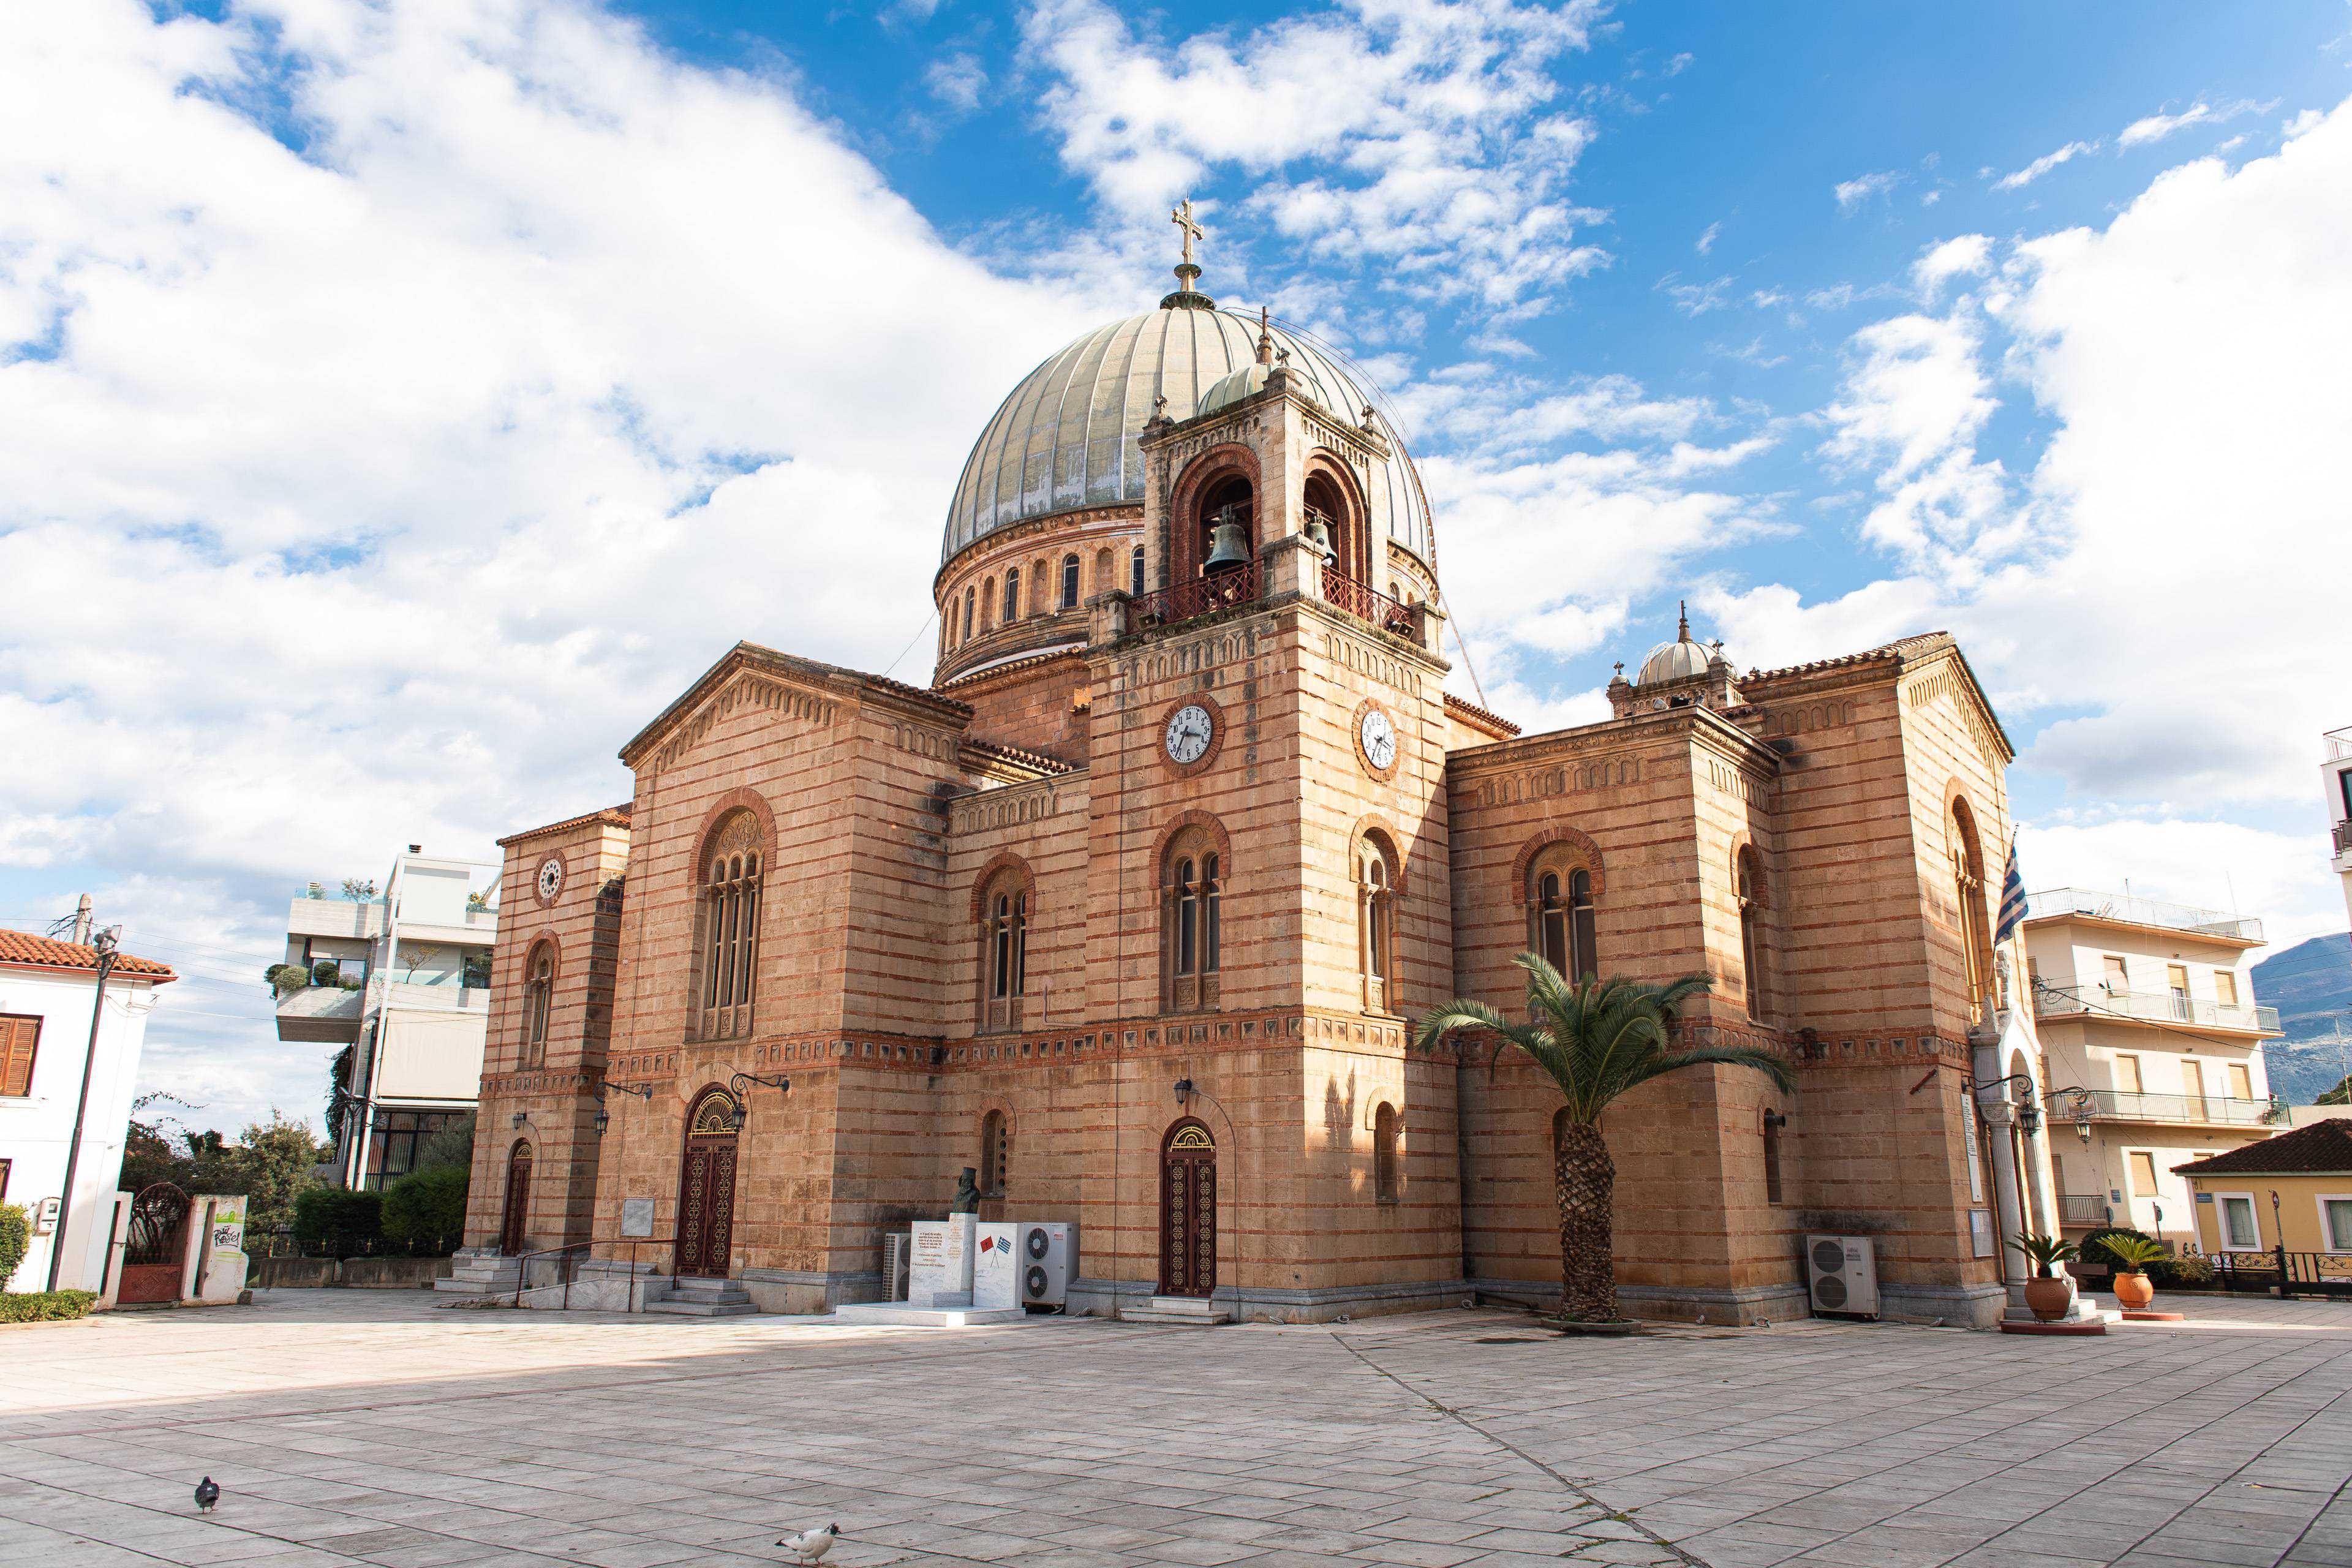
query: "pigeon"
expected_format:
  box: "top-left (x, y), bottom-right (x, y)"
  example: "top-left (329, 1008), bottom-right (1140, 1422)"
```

top-left (775, 1523), bottom-right (840, 1563)
top-left (194, 1477), bottom-right (220, 1514)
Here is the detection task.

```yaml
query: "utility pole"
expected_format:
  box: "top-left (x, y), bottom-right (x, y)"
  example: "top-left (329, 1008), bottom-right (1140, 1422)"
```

top-left (48, 925), bottom-right (119, 1292)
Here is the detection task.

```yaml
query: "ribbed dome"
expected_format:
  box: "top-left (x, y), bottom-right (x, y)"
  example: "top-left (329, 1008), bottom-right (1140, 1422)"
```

top-left (942, 304), bottom-right (1434, 565)
top-left (1635, 606), bottom-right (1721, 686)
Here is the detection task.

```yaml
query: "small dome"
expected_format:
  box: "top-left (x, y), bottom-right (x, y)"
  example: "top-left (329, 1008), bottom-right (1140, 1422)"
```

top-left (1198, 361), bottom-right (1271, 417)
top-left (1633, 603), bottom-right (1722, 686)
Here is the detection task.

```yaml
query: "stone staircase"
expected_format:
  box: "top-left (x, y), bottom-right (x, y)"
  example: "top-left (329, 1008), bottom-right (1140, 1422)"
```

top-left (1121, 1295), bottom-right (1229, 1325)
top-left (433, 1253), bottom-right (521, 1298)
top-left (642, 1278), bottom-right (756, 1316)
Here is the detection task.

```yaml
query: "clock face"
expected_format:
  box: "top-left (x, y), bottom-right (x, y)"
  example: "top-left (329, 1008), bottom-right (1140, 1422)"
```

top-left (1359, 706), bottom-right (1398, 771)
top-left (535, 857), bottom-right (564, 902)
top-left (1164, 703), bottom-right (1215, 765)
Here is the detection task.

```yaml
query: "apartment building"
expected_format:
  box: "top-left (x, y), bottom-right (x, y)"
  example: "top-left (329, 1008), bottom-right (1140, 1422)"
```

top-left (2327, 726), bottom-right (2352, 954)
top-left (2022, 887), bottom-right (2282, 1251)
top-left (275, 848), bottom-right (499, 1188)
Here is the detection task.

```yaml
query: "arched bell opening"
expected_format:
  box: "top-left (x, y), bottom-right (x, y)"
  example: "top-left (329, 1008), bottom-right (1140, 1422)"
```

top-left (1189, 472), bottom-right (1255, 580)
top-left (1302, 469), bottom-right (1366, 584)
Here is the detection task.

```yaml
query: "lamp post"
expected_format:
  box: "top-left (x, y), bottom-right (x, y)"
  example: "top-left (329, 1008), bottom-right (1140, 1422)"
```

top-left (47, 928), bottom-right (118, 1292)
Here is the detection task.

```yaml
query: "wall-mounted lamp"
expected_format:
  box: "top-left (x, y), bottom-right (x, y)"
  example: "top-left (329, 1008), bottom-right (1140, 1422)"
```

top-left (1762, 1109), bottom-right (1788, 1132)
top-left (590, 1077), bottom-right (653, 1139)
top-left (511, 1110), bottom-right (527, 1131)
top-left (726, 1071), bottom-right (790, 1132)
top-left (1172, 1077), bottom-right (1194, 1105)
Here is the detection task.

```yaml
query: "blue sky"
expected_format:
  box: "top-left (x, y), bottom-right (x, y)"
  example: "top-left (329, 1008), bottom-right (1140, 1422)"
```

top-left (4, 0), bottom-right (2350, 1135)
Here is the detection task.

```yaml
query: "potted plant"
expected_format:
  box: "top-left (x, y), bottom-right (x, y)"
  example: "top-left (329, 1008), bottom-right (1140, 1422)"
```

top-left (2009, 1232), bottom-right (2081, 1321)
top-left (2097, 1234), bottom-right (2168, 1311)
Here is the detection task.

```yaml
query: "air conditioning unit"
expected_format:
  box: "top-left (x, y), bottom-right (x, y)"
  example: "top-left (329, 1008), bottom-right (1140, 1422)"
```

top-left (1019, 1221), bottom-right (1077, 1310)
top-left (881, 1232), bottom-right (911, 1302)
top-left (1805, 1234), bottom-right (1879, 1317)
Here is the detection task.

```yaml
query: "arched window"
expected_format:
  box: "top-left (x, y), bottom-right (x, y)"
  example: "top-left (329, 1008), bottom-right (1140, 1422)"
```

top-left (1303, 469), bottom-right (1365, 584)
top-left (978, 867), bottom-right (1030, 1033)
top-left (1762, 1109), bottom-right (1785, 1205)
top-left (979, 1108), bottom-right (1009, 1197)
top-left (1131, 544), bottom-right (1147, 597)
top-left (521, 944), bottom-right (554, 1069)
top-left (1736, 847), bottom-right (1766, 1020)
top-left (1373, 1102), bottom-right (1400, 1204)
top-left (1950, 797), bottom-right (1992, 1027)
top-left (1527, 847), bottom-right (1599, 983)
top-left (1358, 832), bottom-right (1398, 1012)
top-left (1163, 830), bottom-right (1224, 1012)
top-left (693, 810), bottom-right (764, 1039)
top-left (1003, 568), bottom-right (1020, 623)
top-left (981, 575), bottom-right (996, 632)
top-left (1061, 553), bottom-right (1080, 610)
top-left (962, 586), bottom-right (976, 643)
top-left (1191, 473), bottom-right (1253, 579)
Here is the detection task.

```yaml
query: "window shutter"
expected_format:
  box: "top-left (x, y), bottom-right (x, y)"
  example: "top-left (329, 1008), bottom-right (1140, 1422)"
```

top-left (0, 1015), bottom-right (39, 1097)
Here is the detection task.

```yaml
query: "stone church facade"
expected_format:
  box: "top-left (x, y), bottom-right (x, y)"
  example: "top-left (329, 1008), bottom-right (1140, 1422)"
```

top-left (461, 265), bottom-right (2028, 1328)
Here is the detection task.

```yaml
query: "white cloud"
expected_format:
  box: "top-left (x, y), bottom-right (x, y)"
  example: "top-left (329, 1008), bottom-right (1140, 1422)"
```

top-left (1020, 0), bottom-right (1609, 314)
top-left (1992, 138), bottom-right (2100, 191)
top-left (1913, 233), bottom-right (1992, 293)
top-left (1833, 170), bottom-right (1902, 211)
top-left (1696, 220), bottom-right (1721, 254)
top-left (1658, 272), bottom-right (1735, 315)
top-left (925, 51), bottom-right (986, 113)
top-left (2118, 97), bottom-right (2268, 149)
top-left (0, 0), bottom-right (1112, 1129)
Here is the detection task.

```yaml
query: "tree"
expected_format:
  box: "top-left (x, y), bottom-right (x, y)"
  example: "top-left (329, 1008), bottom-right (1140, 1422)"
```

top-left (1414, 956), bottom-right (1794, 1324)
top-left (382, 1166), bottom-right (467, 1254)
top-left (413, 1113), bottom-right (477, 1175)
top-left (323, 1044), bottom-right (355, 1142)
top-left (2318, 1073), bottom-right (2351, 1106)
top-left (234, 1112), bottom-right (329, 1234)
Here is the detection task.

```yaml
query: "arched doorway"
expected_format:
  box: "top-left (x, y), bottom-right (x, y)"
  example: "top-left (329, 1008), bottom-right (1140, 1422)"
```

top-left (499, 1140), bottom-right (532, 1255)
top-left (674, 1088), bottom-right (741, 1278)
top-left (1158, 1118), bottom-right (1218, 1298)
top-left (118, 1182), bottom-right (190, 1304)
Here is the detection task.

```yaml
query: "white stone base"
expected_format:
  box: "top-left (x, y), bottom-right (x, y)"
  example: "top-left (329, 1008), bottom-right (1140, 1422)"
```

top-left (829, 1303), bottom-right (1033, 1327)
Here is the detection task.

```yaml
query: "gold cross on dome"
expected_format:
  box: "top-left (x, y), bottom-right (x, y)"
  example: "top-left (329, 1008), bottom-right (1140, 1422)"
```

top-left (1170, 198), bottom-right (1204, 270)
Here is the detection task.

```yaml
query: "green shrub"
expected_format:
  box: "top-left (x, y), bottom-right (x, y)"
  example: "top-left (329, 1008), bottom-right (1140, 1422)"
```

top-left (309, 959), bottom-right (342, 987)
top-left (0, 1291), bottom-right (96, 1322)
top-left (293, 1188), bottom-right (382, 1257)
top-left (2147, 1254), bottom-right (2217, 1289)
top-left (265, 962), bottom-right (309, 996)
top-left (382, 1166), bottom-right (467, 1255)
top-left (0, 1204), bottom-right (28, 1289)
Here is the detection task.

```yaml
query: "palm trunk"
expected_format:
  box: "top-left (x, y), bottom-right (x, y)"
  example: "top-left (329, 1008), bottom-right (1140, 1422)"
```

top-left (1554, 1118), bottom-right (1619, 1322)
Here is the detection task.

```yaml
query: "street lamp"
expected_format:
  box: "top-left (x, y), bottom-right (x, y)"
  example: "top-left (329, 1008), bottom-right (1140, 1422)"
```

top-left (47, 927), bottom-right (118, 1292)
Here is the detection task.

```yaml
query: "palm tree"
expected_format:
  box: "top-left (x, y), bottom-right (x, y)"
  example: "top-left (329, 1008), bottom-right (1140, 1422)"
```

top-left (1414, 955), bottom-right (1795, 1324)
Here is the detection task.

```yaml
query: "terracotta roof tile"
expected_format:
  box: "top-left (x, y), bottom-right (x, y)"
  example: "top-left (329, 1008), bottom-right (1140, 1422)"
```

top-left (960, 737), bottom-right (1080, 777)
top-left (2173, 1118), bottom-right (2352, 1175)
top-left (0, 929), bottom-right (176, 981)
top-left (498, 804), bottom-right (633, 848)
top-left (1444, 692), bottom-right (1521, 738)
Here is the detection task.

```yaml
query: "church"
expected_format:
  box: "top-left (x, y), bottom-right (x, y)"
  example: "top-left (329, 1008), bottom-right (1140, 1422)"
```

top-left (458, 224), bottom-right (2037, 1328)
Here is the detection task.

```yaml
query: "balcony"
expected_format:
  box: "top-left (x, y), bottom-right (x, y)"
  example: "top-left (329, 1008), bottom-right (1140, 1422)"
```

top-left (1319, 565), bottom-right (1416, 638)
top-left (2328, 724), bottom-right (2352, 763)
top-left (2071, 1088), bottom-right (2282, 1126)
top-left (2022, 886), bottom-right (2263, 943)
top-left (274, 984), bottom-right (365, 1044)
top-left (1131, 560), bottom-right (1261, 631)
top-left (2059, 1194), bottom-right (2111, 1227)
top-left (2334, 818), bottom-right (2352, 855)
top-left (2032, 981), bottom-right (2279, 1034)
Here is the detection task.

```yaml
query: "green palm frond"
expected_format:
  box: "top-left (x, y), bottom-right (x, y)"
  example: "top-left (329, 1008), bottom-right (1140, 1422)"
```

top-left (1415, 955), bottom-right (1789, 1126)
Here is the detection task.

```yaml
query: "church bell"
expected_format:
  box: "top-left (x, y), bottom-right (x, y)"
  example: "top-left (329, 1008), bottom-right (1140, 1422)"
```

top-left (1204, 506), bottom-right (1253, 572)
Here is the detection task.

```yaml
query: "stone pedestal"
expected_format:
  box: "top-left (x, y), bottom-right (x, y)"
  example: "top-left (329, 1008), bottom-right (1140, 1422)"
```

top-left (909, 1215), bottom-right (976, 1309)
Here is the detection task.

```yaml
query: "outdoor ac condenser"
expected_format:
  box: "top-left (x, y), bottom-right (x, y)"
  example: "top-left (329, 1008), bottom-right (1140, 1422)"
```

top-left (881, 1232), bottom-right (911, 1302)
top-left (1020, 1221), bottom-right (1077, 1310)
top-left (1805, 1234), bottom-right (1880, 1317)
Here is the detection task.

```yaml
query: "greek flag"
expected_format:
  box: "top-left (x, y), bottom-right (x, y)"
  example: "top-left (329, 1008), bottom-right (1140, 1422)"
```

top-left (1994, 842), bottom-right (2028, 946)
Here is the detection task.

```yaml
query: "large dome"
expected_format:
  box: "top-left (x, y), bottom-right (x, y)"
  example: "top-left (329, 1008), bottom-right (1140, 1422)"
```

top-left (942, 303), bottom-right (1434, 566)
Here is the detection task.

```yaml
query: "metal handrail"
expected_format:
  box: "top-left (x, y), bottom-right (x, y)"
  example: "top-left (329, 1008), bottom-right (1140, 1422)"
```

top-left (2326, 724), bottom-right (2352, 762)
top-left (1320, 565), bottom-right (1415, 638)
top-left (2032, 981), bottom-right (2278, 1033)
top-left (508, 1237), bottom-right (677, 1311)
top-left (2021, 886), bottom-right (2262, 941)
top-left (1132, 561), bottom-right (1262, 630)
top-left (2334, 820), bottom-right (2352, 854)
top-left (2067, 1088), bottom-right (2282, 1126)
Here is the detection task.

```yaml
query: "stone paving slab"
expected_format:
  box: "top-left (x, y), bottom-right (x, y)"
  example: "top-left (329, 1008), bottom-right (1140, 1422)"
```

top-left (2, 1290), bottom-right (2350, 1567)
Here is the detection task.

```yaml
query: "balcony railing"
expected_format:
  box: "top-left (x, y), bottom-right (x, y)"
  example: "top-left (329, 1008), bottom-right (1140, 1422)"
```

top-left (2022, 886), bottom-right (2263, 942)
top-left (2327, 724), bottom-right (2352, 763)
top-left (2059, 1194), bottom-right (2111, 1227)
top-left (2032, 981), bottom-right (2278, 1033)
top-left (1131, 561), bottom-right (1261, 630)
top-left (2334, 819), bottom-right (2352, 854)
top-left (2070, 1088), bottom-right (2282, 1126)
top-left (1320, 565), bottom-right (1415, 638)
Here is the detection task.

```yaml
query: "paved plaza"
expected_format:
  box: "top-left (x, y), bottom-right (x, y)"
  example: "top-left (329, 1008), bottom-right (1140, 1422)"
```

top-left (5, 1292), bottom-right (2352, 1568)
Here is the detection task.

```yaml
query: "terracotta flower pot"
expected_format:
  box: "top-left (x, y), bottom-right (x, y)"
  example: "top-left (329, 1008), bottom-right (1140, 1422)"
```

top-left (2113, 1270), bottom-right (2155, 1311)
top-left (2023, 1274), bottom-right (2074, 1322)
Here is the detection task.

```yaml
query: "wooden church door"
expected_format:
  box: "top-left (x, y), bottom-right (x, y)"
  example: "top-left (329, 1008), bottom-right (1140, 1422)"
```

top-left (674, 1089), bottom-right (741, 1278)
top-left (498, 1142), bottom-right (532, 1254)
top-left (1158, 1118), bottom-right (1217, 1297)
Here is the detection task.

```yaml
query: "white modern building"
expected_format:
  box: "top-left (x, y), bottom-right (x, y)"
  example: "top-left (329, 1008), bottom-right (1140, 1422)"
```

top-left (275, 848), bottom-right (499, 1189)
top-left (2021, 887), bottom-right (2282, 1252)
top-left (2326, 725), bottom-right (2352, 954)
top-left (0, 925), bottom-right (176, 1292)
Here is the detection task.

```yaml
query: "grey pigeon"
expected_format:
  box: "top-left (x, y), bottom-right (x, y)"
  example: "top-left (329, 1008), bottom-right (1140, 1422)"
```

top-left (194, 1477), bottom-right (220, 1513)
top-left (776, 1523), bottom-right (840, 1563)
